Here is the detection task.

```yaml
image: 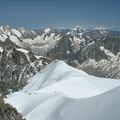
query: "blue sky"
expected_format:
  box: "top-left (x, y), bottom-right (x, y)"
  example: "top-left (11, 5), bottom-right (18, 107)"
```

top-left (0, 0), bottom-right (120, 30)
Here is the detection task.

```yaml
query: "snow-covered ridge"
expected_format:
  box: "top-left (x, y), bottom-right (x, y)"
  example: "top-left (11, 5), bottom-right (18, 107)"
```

top-left (6, 60), bottom-right (120, 120)
top-left (21, 60), bottom-right (120, 97)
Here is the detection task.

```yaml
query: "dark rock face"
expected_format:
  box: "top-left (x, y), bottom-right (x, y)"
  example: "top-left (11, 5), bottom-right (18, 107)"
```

top-left (76, 43), bottom-right (107, 63)
top-left (100, 37), bottom-right (120, 55)
top-left (49, 35), bottom-right (75, 60)
top-left (0, 98), bottom-right (25, 120)
top-left (0, 39), bottom-right (44, 97)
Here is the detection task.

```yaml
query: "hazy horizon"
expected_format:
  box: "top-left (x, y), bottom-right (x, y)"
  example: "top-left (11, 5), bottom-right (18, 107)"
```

top-left (0, 0), bottom-right (120, 31)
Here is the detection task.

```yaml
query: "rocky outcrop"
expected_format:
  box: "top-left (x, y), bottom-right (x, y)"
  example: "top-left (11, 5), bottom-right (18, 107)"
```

top-left (0, 39), bottom-right (44, 97)
top-left (0, 98), bottom-right (25, 120)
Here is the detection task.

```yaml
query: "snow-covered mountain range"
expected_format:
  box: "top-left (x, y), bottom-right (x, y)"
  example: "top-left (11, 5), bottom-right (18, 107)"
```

top-left (5, 60), bottom-right (120, 120)
top-left (0, 25), bottom-right (120, 96)
top-left (0, 24), bottom-right (120, 120)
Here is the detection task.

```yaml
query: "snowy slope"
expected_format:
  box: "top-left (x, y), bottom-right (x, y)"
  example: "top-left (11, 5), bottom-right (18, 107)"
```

top-left (5, 60), bottom-right (120, 120)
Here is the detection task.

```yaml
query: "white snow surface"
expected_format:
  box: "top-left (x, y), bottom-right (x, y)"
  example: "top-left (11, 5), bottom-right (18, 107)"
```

top-left (0, 47), bottom-right (3, 52)
top-left (44, 28), bottom-right (51, 33)
top-left (5, 60), bottom-right (120, 120)
top-left (16, 48), bottom-right (29, 53)
top-left (12, 29), bottom-right (22, 37)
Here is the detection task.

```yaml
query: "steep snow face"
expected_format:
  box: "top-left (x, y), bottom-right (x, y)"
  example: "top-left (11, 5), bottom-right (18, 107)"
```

top-left (22, 60), bottom-right (89, 93)
top-left (11, 29), bottom-right (22, 37)
top-left (22, 60), bottom-right (120, 98)
top-left (6, 60), bottom-right (120, 120)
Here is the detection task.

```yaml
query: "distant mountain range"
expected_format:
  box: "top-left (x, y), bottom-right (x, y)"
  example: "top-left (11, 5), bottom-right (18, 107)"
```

top-left (0, 25), bottom-right (120, 96)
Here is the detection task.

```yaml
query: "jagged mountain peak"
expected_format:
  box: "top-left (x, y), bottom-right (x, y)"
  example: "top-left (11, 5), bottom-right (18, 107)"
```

top-left (18, 27), bottom-right (34, 33)
top-left (44, 27), bottom-right (52, 33)
top-left (94, 26), bottom-right (108, 34)
top-left (94, 26), bottom-right (106, 30)
top-left (72, 25), bottom-right (85, 32)
top-left (0, 25), bottom-right (120, 91)
top-left (0, 24), bottom-right (12, 31)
